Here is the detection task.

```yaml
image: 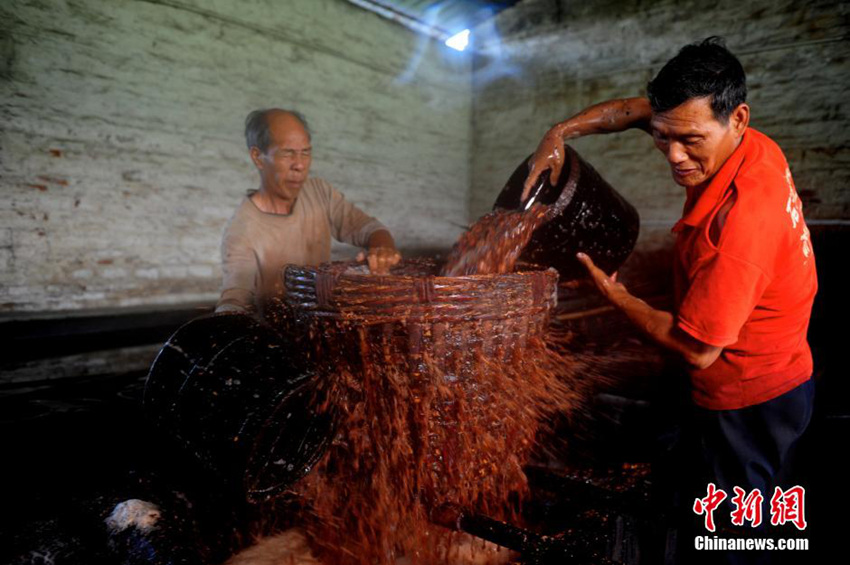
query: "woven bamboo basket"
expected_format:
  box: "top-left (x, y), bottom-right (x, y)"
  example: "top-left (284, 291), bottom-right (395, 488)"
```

top-left (276, 258), bottom-right (558, 372)
top-left (268, 258), bottom-right (561, 564)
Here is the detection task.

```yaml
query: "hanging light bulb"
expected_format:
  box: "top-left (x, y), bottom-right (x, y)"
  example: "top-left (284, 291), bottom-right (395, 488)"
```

top-left (445, 29), bottom-right (470, 51)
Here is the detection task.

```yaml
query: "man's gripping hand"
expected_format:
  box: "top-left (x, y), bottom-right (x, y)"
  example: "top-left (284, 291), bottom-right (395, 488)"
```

top-left (357, 246), bottom-right (401, 275)
top-left (522, 126), bottom-right (566, 203)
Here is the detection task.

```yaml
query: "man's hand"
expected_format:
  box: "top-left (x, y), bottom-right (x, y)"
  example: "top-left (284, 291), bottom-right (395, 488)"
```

top-left (576, 252), bottom-right (628, 305)
top-left (357, 246), bottom-right (401, 275)
top-left (577, 251), bottom-right (722, 369)
top-left (522, 126), bottom-right (566, 203)
top-left (359, 229), bottom-right (401, 274)
top-left (521, 98), bottom-right (653, 203)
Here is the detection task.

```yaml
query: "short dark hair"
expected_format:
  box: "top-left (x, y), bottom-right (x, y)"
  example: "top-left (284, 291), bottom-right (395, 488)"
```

top-left (647, 37), bottom-right (747, 122)
top-left (244, 109), bottom-right (311, 152)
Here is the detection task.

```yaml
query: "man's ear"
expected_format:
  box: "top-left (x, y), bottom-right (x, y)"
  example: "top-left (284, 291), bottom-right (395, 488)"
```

top-left (249, 146), bottom-right (265, 171)
top-left (731, 103), bottom-right (750, 138)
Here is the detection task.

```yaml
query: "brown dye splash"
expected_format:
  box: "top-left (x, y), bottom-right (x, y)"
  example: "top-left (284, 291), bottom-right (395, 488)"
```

top-left (289, 329), bottom-right (587, 565)
top-left (272, 257), bottom-right (599, 565)
top-left (275, 198), bottom-right (581, 565)
top-left (442, 205), bottom-right (548, 276)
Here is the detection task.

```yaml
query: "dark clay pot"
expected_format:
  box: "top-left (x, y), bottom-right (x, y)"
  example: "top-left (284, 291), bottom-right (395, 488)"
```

top-left (144, 314), bottom-right (334, 503)
top-left (493, 146), bottom-right (640, 279)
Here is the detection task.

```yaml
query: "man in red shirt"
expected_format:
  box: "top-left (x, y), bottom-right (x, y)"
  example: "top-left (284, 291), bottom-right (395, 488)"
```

top-left (524, 37), bottom-right (816, 560)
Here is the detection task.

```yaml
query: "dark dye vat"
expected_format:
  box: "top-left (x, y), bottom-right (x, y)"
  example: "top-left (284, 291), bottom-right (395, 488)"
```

top-left (144, 313), bottom-right (334, 503)
top-left (494, 147), bottom-right (640, 280)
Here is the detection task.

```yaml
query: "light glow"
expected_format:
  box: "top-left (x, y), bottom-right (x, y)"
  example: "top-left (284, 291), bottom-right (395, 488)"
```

top-left (445, 29), bottom-right (470, 51)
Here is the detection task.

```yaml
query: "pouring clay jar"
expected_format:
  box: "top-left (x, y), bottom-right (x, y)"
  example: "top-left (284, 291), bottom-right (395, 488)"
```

top-left (493, 146), bottom-right (640, 280)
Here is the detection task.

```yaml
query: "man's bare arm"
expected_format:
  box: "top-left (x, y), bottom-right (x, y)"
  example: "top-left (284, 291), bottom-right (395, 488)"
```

top-left (523, 98), bottom-right (652, 200)
top-left (577, 252), bottom-right (722, 369)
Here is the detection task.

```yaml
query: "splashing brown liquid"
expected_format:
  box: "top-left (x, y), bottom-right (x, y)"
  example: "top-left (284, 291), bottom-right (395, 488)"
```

top-left (286, 324), bottom-right (584, 565)
top-left (276, 244), bottom-right (583, 565)
top-left (442, 205), bottom-right (548, 276)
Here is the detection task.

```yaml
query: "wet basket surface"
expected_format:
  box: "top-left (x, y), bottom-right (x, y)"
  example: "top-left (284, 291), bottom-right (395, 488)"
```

top-left (268, 258), bottom-right (564, 565)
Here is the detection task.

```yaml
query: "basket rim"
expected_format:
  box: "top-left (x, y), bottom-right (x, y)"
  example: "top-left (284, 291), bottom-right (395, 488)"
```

top-left (280, 260), bottom-right (559, 318)
top-left (283, 259), bottom-right (560, 282)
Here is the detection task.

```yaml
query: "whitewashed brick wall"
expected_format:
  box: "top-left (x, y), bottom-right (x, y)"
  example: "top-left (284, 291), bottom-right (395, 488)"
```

top-left (3, 0), bottom-right (848, 315)
top-left (470, 0), bottom-right (850, 253)
top-left (0, 0), bottom-right (472, 313)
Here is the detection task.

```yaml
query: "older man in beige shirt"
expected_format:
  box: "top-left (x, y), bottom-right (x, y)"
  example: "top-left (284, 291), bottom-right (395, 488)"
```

top-left (216, 109), bottom-right (400, 316)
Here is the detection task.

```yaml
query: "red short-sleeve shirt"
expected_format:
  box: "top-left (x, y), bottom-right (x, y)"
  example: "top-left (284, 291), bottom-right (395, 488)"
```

top-left (672, 128), bottom-right (817, 410)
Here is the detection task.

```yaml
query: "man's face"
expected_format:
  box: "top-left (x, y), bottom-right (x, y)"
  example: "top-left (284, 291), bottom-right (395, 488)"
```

top-left (650, 97), bottom-right (748, 189)
top-left (253, 112), bottom-right (312, 201)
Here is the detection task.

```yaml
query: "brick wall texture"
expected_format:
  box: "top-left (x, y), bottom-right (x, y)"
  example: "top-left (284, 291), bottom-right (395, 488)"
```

top-left (0, 0), bottom-right (472, 312)
top-left (2, 0), bottom-right (848, 314)
top-left (470, 0), bottom-right (849, 254)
